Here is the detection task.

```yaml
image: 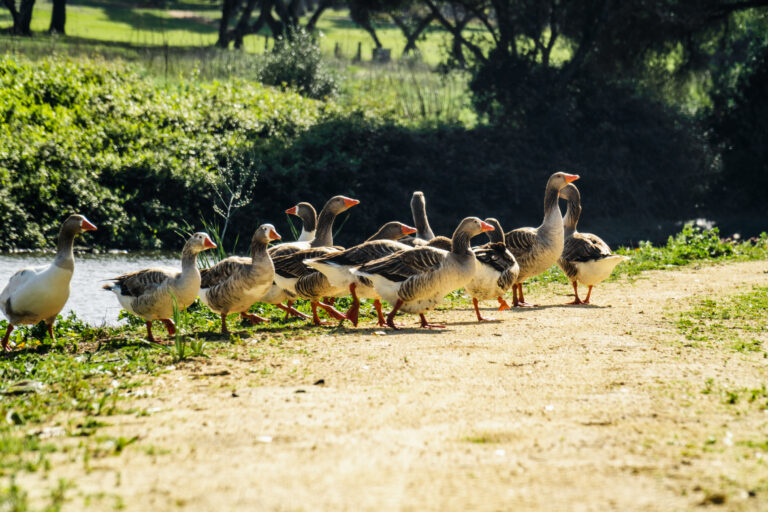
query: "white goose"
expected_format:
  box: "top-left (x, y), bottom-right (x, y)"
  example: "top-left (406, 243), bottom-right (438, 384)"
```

top-left (353, 217), bottom-right (494, 329)
top-left (0, 214), bottom-right (97, 351)
top-left (103, 233), bottom-right (216, 343)
top-left (558, 184), bottom-right (629, 304)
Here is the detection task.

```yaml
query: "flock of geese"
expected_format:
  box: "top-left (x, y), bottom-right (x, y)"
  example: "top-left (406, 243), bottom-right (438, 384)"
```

top-left (0, 172), bottom-right (629, 350)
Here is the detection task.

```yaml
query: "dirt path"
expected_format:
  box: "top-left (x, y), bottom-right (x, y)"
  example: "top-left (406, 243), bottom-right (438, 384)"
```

top-left (18, 261), bottom-right (768, 511)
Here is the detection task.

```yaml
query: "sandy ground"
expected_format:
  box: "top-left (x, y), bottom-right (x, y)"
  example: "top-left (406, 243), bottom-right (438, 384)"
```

top-left (16, 260), bottom-right (768, 511)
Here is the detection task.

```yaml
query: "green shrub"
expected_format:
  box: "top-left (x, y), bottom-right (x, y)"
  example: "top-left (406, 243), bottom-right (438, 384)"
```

top-left (258, 28), bottom-right (339, 100)
top-left (0, 55), bottom-right (322, 249)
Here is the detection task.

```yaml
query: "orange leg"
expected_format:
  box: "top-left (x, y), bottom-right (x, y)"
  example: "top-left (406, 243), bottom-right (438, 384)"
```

top-left (583, 285), bottom-right (594, 304)
top-left (220, 313), bottom-right (229, 334)
top-left (346, 283), bottom-right (360, 327)
top-left (373, 299), bottom-right (387, 327)
top-left (473, 297), bottom-right (494, 322)
top-left (318, 301), bottom-right (347, 322)
top-left (2, 323), bottom-right (13, 351)
top-left (419, 313), bottom-right (445, 329)
top-left (311, 302), bottom-right (335, 326)
top-left (145, 321), bottom-right (158, 343)
top-left (497, 297), bottom-right (511, 311)
top-left (566, 281), bottom-right (583, 305)
top-left (46, 323), bottom-right (56, 342)
top-left (514, 284), bottom-right (536, 308)
top-left (240, 312), bottom-right (269, 325)
top-left (160, 319), bottom-right (176, 337)
top-left (278, 301), bottom-right (311, 321)
top-left (386, 299), bottom-right (404, 330)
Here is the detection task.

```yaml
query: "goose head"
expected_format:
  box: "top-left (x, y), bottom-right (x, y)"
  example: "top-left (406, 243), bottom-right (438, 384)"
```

top-left (285, 202), bottom-right (317, 232)
top-left (61, 214), bottom-right (98, 238)
top-left (369, 221), bottom-right (417, 241)
top-left (184, 232), bottom-right (217, 254)
top-left (483, 218), bottom-right (505, 244)
top-left (559, 184), bottom-right (582, 236)
top-left (254, 223), bottom-right (282, 244)
top-left (546, 172), bottom-right (580, 192)
top-left (451, 217), bottom-right (495, 253)
top-left (323, 195), bottom-right (360, 215)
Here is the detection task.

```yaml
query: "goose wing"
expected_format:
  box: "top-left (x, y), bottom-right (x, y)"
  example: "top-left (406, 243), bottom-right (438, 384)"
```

top-left (273, 247), bottom-right (338, 279)
top-left (313, 240), bottom-right (407, 267)
top-left (504, 227), bottom-right (538, 255)
top-left (473, 242), bottom-right (517, 273)
top-left (359, 247), bottom-right (447, 283)
top-left (564, 233), bottom-right (612, 262)
top-left (200, 256), bottom-right (250, 288)
top-left (268, 243), bottom-right (304, 258)
top-left (107, 267), bottom-right (178, 297)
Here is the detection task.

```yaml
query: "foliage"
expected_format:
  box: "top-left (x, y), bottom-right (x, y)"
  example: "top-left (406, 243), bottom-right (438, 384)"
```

top-left (708, 42), bottom-right (768, 213)
top-left (0, 54), bottom-right (321, 250)
top-left (676, 286), bottom-right (768, 353)
top-left (615, 224), bottom-right (768, 276)
top-left (258, 28), bottom-right (340, 100)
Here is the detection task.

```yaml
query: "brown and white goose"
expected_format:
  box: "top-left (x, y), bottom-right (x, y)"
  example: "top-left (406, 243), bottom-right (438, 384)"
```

top-left (353, 217), bottom-right (494, 329)
top-left (265, 196), bottom-right (359, 319)
top-left (0, 214), bottom-right (97, 351)
top-left (271, 195), bottom-right (360, 325)
top-left (103, 232), bottom-right (216, 343)
top-left (269, 202), bottom-right (317, 257)
top-left (558, 184), bottom-right (628, 304)
top-left (466, 218), bottom-right (519, 322)
top-left (410, 191), bottom-right (435, 241)
top-left (304, 221), bottom-right (417, 327)
top-left (402, 191), bottom-right (442, 247)
top-left (290, 202), bottom-right (317, 242)
top-left (505, 172), bottom-right (580, 307)
top-left (199, 224), bottom-right (281, 333)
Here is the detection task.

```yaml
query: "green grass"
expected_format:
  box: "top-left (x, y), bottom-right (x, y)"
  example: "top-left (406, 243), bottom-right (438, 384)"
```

top-left (1, 224), bottom-right (767, 502)
top-left (675, 286), bottom-right (768, 352)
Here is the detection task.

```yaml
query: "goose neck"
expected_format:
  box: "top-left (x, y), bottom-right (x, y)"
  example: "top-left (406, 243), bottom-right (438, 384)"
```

top-left (311, 209), bottom-right (337, 247)
top-left (54, 227), bottom-right (76, 271)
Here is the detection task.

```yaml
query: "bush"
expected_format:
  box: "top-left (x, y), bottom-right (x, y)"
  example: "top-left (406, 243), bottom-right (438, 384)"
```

top-left (258, 28), bottom-right (339, 100)
top-left (0, 55), bottom-right (322, 250)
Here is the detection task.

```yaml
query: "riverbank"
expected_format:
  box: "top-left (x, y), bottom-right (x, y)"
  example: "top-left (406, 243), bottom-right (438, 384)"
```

top-left (4, 258), bottom-right (768, 510)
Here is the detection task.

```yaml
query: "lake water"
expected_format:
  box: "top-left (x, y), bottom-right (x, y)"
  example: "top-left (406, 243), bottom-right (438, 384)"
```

top-left (0, 252), bottom-right (178, 326)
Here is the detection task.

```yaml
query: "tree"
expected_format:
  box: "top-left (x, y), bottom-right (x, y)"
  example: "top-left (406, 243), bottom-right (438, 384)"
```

top-left (3, 0), bottom-right (36, 35)
top-left (387, 2), bottom-right (437, 55)
top-left (216, 0), bottom-right (334, 49)
top-left (49, 0), bottom-right (66, 34)
top-left (418, 0), bottom-right (768, 123)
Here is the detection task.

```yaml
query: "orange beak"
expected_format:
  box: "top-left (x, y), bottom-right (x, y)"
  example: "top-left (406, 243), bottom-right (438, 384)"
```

top-left (203, 237), bottom-right (217, 249)
top-left (342, 197), bottom-right (360, 208)
top-left (80, 218), bottom-right (97, 231)
top-left (480, 221), bottom-right (495, 232)
top-left (285, 206), bottom-right (298, 215)
top-left (268, 229), bottom-right (281, 241)
top-left (401, 224), bottom-right (417, 236)
top-left (564, 173), bottom-right (580, 183)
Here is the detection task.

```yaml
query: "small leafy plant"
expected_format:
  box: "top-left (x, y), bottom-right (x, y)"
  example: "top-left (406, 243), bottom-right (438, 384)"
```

top-left (258, 28), bottom-right (339, 100)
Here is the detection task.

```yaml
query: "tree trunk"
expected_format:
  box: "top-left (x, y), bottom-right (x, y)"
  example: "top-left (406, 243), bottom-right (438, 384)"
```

top-left (359, 17), bottom-right (382, 48)
top-left (8, 0), bottom-right (36, 35)
top-left (48, 0), bottom-right (66, 34)
top-left (305, 0), bottom-right (330, 32)
top-left (217, 0), bottom-right (239, 48)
